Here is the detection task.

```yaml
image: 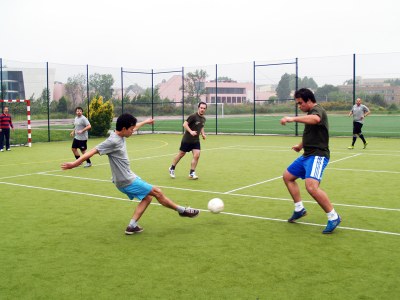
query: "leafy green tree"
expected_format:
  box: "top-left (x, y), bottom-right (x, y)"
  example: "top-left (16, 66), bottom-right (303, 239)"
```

top-left (88, 95), bottom-right (114, 136)
top-left (57, 96), bottom-right (69, 112)
top-left (315, 85), bottom-right (340, 101)
top-left (367, 93), bottom-right (387, 107)
top-left (89, 73), bottom-right (114, 100)
top-left (276, 73), bottom-right (291, 100)
top-left (65, 74), bottom-right (87, 109)
top-left (182, 69), bottom-right (208, 105)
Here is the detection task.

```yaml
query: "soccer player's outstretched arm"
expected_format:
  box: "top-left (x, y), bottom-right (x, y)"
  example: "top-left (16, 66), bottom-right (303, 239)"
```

top-left (61, 148), bottom-right (99, 170)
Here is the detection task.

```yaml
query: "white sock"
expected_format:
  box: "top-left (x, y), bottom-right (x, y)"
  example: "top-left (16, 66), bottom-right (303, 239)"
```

top-left (176, 206), bottom-right (185, 213)
top-left (294, 201), bottom-right (304, 212)
top-left (326, 209), bottom-right (338, 221)
top-left (129, 219), bottom-right (137, 227)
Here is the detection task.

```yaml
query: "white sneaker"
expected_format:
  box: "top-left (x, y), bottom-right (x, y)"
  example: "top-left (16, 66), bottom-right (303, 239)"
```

top-left (84, 163), bottom-right (92, 168)
top-left (189, 172), bottom-right (198, 180)
top-left (6, 148), bottom-right (11, 151)
top-left (169, 167), bottom-right (175, 178)
top-left (0, 149), bottom-right (3, 152)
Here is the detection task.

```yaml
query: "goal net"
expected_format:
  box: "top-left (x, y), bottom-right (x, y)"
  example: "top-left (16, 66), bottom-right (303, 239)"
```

top-left (207, 102), bottom-right (224, 118)
top-left (0, 100), bottom-right (32, 147)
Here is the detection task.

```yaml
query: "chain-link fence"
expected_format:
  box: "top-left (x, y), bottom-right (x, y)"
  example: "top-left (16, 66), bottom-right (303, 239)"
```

top-left (1, 53), bottom-right (399, 146)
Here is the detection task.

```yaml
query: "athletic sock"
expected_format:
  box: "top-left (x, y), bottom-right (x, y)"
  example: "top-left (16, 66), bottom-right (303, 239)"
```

top-left (129, 219), bottom-right (138, 228)
top-left (359, 134), bottom-right (366, 144)
top-left (176, 206), bottom-right (185, 213)
top-left (189, 169), bottom-right (194, 174)
top-left (170, 165), bottom-right (175, 170)
top-left (326, 209), bottom-right (338, 221)
top-left (294, 201), bottom-right (304, 212)
top-left (75, 155), bottom-right (80, 159)
top-left (87, 158), bottom-right (91, 164)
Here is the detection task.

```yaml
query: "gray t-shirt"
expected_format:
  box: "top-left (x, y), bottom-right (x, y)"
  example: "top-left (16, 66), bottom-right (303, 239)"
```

top-left (74, 115), bottom-right (90, 140)
top-left (351, 104), bottom-right (369, 124)
top-left (96, 131), bottom-right (137, 188)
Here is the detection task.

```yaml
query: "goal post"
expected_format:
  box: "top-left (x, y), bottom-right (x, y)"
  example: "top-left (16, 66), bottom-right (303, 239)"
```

top-left (207, 102), bottom-right (224, 118)
top-left (0, 99), bottom-right (32, 147)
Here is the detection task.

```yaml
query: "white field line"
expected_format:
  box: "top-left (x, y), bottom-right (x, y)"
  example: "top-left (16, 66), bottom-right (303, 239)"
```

top-left (36, 173), bottom-right (400, 212)
top-left (223, 153), bottom-right (362, 194)
top-left (0, 180), bottom-right (399, 237)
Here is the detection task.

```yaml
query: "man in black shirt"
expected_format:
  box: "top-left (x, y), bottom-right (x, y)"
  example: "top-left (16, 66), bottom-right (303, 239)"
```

top-left (169, 102), bottom-right (207, 180)
top-left (280, 88), bottom-right (341, 234)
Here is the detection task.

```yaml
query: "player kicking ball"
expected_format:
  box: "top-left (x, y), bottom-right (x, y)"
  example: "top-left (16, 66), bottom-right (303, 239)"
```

top-left (61, 114), bottom-right (200, 235)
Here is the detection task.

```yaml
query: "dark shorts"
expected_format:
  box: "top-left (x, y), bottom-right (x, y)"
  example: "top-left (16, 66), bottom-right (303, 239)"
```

top-left (353, 122), bottom-right (363, 135)
top-left (180, 141), bottom-right (201, 152)
top-left (72, 138), bottom-right (88, 150)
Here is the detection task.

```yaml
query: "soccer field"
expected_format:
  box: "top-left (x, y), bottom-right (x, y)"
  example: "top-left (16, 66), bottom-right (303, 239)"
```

top-left (1, 134), bottom-right (399, 299)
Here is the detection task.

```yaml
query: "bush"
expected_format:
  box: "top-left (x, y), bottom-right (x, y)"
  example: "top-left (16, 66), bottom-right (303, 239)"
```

top-left (88, 96), bottom-right (114, 136)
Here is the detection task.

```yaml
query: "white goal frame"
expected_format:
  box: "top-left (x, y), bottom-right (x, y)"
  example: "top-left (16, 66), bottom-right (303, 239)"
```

top-left (207, 102), bottom-right (224, 118)
top-left (0, 99), bottom-right (32, 147)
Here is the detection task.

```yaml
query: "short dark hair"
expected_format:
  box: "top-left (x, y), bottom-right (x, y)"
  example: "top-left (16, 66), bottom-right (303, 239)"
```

top-left (198, 101), bottom-right (207, 108)
top-left (75, 107), bottom-right (84, 112)
top-left (294, 88), bottom-right (316, 103)
top-left (116, 113), bottom-right (137, 131)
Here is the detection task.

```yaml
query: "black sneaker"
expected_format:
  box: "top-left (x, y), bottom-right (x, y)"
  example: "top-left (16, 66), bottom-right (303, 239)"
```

top-left (179, 207), bottom-right (200, 218)
top-left (125, 225), bottom-right (144, 235)
top-left (288, 208), bottom-right (307, 223)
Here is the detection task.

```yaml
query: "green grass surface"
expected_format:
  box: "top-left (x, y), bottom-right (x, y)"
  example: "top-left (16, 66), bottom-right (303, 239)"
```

top-left (1, 134), bottom-right (399, 299)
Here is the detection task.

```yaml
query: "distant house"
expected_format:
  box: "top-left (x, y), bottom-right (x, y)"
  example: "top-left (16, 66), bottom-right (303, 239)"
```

top-left (338, 77), bottom-right (400, 104)
top-left (158, 75), bottom-right (275, 105)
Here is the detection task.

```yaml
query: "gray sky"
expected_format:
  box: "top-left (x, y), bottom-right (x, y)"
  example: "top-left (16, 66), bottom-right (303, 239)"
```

top-left (1, 0), bottom-right (400, 69)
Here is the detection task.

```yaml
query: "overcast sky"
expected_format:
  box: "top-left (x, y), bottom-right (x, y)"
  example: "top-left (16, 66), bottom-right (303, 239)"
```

top-left (1, 0), bottom-right (400, 69)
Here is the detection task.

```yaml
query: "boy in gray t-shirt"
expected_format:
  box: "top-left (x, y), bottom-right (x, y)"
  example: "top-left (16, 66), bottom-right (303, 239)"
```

top-left (70, 107), bottom-right (92, 167)
top-left (62, 113), bottom-right (200, 235)
top-left (348, 98), bottom-right (370, 149)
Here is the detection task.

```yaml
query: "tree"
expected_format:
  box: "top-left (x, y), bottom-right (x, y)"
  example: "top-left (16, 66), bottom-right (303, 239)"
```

top-left (182, 69), bottom-right (208, 105)
top-left (89, 73), bottom-right (114, 100)
top-left (368, 93), bottom-right (387, 107)
top-left (276, 73), bottom-right (291, 100)
top-left (65, 74), bottom-right (87, 109)
top-left (315, 85), bottom-right (340, 101)
top-left (56, 96), bottom-right (69, 112)
top-left (88, 96), bottom-right (114, 136)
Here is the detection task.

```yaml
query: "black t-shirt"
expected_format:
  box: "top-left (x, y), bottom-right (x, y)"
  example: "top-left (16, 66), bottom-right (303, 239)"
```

top-left (302, 104), bottom-right (330, 159)
top-left (182, 113), bottom-right (206, 144)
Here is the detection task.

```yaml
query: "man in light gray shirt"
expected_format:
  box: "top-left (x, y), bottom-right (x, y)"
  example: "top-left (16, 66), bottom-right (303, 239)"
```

top-left (348, 98), bottom-right (370, 149)
top-left (70, 107), bottom-right (92, 167)
top-left (62, 113), bottom-right (200, 235)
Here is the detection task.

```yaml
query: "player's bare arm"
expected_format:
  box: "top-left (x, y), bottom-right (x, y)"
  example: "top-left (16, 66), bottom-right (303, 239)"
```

top-left (133, 118), bottom-right (154, 132)
top-left (281, 115), bottom-right (320, 125)
top-left (62, 148), bottom-right (99, 170)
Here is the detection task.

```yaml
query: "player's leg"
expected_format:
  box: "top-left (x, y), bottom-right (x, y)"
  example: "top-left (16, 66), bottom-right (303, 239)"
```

top-left (304, 157), bottom-right (341, 233)
top-left (189, 149), bottom-right (201, 179)
top-left (81, 141), bottom-right (92, 167)
top-left (150, 186), bottom-right (199, 217)
top-left (5, 129), bottom-right (11, 150)
top-left (284, 157), bottom-right (308, 222)
top-left (0, 130), bottom-right (4, 151)
top-left (169, 150), bottom-right (186, 178)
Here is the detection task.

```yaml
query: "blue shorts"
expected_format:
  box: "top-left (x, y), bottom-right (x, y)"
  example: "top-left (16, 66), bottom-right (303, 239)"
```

top-left (118, 177), bottom-right (153, 200)
top-left (287, 155), bottom-right (329, 182)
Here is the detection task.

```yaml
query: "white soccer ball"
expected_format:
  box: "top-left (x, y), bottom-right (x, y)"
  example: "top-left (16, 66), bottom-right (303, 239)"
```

top-left (208, 198), bottom-right (224, 214)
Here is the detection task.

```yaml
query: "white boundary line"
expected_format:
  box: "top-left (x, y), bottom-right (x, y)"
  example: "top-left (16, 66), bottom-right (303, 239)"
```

top-left (1, 180), bottom-right (399, 237)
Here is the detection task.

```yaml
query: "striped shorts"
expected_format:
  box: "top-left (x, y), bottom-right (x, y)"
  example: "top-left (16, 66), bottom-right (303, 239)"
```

top-left (287, 155), bottom-right (329, 182)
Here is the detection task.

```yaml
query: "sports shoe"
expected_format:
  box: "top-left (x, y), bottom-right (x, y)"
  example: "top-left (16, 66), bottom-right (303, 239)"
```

top-left (188, 172), bottom-right (198, 180)
top-left (6, 148), bottom-right (11, 151)
top-left (288, 208), bottom-right (307, 223)
top-left (179, 207), bottom-right (200, 218)
top-left (169, 167), bottom-right (175, 178)
top-left (125, 225), bottom-right (144, 235)
top-left (0, 149), bottom-right (3, 152)
top-left (348, 145), bottom-right (354, 149)
top-left (84, 163), bottom-right (92, 168)
top-left (363, 142), bottom-right (368, 149)
top-left (322, 215), bottom-right (341, 234)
